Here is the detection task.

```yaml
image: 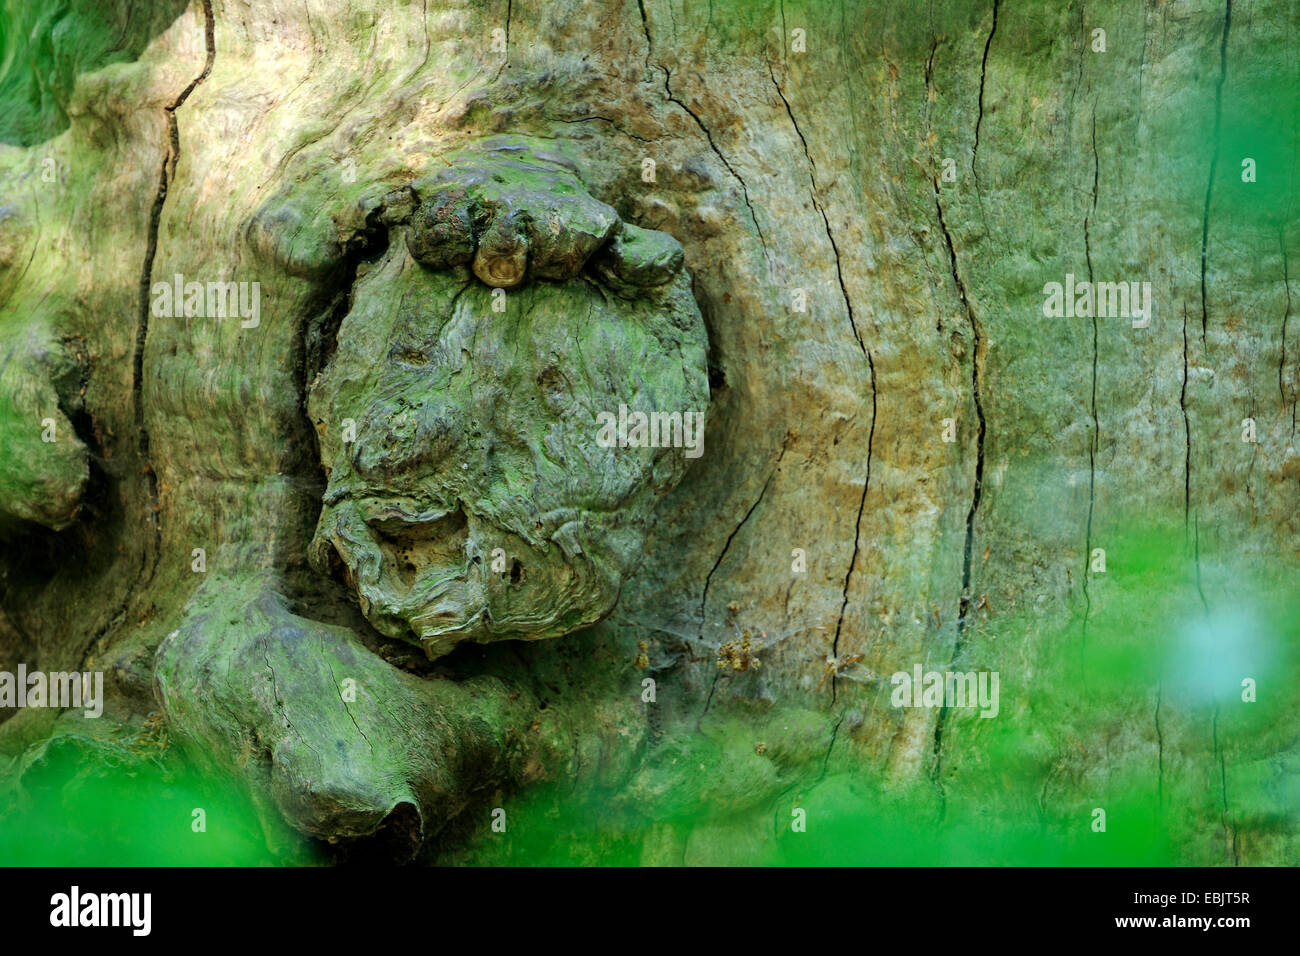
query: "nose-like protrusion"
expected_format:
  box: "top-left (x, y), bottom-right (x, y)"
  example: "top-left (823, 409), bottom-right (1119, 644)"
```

top-left (472, 209), bottom-right (528, 288)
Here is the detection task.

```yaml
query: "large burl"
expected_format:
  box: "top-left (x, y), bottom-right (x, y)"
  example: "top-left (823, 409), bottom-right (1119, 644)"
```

top-left (152, 137), bottom-right (709, 848)
top-left (309, 138), bottom-right (708, 659)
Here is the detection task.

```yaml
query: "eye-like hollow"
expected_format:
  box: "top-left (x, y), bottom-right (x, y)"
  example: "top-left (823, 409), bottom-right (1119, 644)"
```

top-left (394, 347), bottom-right (428, 366)
top-left (535, 363), bottom-right (567, 397)
top-left (406, 188), bottom-right (476, 269)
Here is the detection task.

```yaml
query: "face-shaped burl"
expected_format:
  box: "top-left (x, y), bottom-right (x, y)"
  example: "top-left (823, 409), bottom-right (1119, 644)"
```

top-left (307, 139), bottom-right (709, 659)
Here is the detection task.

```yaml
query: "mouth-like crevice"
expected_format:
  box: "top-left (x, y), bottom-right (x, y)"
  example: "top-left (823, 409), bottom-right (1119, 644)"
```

top-left (369, 506), bottom-right (469, 588)
top-left (330, 799), bottom-right (425, 865)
